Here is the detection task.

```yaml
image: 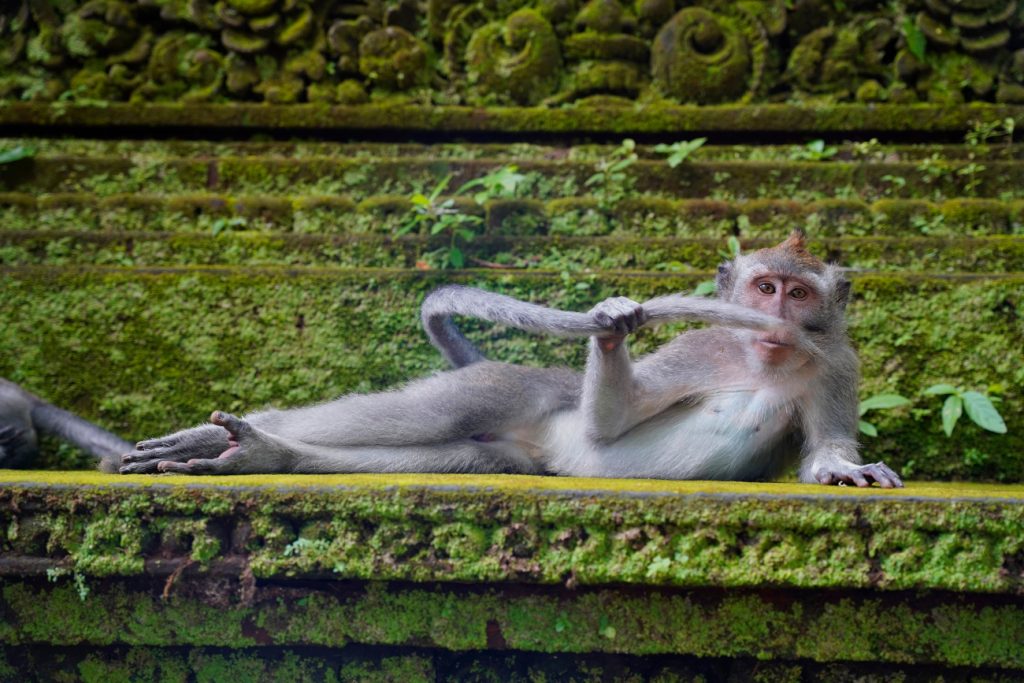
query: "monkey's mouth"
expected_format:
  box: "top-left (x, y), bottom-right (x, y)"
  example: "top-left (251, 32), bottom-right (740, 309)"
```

top-left (756, 337), bottom-right (793, 350)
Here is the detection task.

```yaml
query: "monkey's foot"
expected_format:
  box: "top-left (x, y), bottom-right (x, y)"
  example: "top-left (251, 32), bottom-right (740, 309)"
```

top-left (816, 461), bottom-right (903, 488)
top-left (153, 412), bottom-right (285, 475)
top-left (119, 423), bottom-right (228, 474)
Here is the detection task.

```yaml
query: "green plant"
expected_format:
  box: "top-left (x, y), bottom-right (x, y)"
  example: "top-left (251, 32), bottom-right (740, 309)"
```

top-left (654, 137), bottom-right (707, 168)
top-left (923, 384), bottom-right (1007, 436)
top-left (398, 165), bottom-right (525, 268)
top-left (902, 16), bottom-right (927, 61)
top-left (0, 144), bottom-right (35, 164)
top-left (458, 164), bottom-right (527, 203)
top-left (692, 280), bottom-right (717, 296)
top-left (858, 393), bottom-right (910, 437)
top-left (210, 216), bottom-right (248, 235)
top-left (718, 235), bottom-right (742, 260)
top-left (585, 139), bottom-right (637, 210)
top-left (881, 174), bottom-right (906, 196)
top-left (957, 161), bottom-right (985, 196)
top-left (965, 117), bottom-right (1015, 150)
top-left (791, 139), bottom-right (837, 161)
top-left (916, 154), bottom-right (950, 186)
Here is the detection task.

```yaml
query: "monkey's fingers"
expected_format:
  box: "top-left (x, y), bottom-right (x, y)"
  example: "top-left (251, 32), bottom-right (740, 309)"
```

top-left (860, 462), bottom-right (903, 488)
top-left (119, 458), bottom-right (164, 474)
top-left (157, 456), bottom-right (241, 475)
top-left (847, 469), bottom-right (870, 487)
top-left (135, 436), bottom-right (178, 451)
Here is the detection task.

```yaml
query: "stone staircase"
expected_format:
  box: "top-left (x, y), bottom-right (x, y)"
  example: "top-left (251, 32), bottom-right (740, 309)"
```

top-left (3, 0), bottom-right (1024, 678)
top-left (1, 134), bottom-right (1021, 480)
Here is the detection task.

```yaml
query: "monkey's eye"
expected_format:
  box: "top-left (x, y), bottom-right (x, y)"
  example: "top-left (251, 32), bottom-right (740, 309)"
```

top-left (789, 288), bottom-right (808, 300)
top-left (757, 282), bottom-right (776, 294)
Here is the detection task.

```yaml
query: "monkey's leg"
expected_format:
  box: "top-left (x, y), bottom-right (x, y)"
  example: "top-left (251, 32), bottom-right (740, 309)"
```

top-left (239, 362), bottom-right (578, 449)
top-left (120, 362), bottom-right (579, 474)
top-left (150, 412), bottom-right (540, 475)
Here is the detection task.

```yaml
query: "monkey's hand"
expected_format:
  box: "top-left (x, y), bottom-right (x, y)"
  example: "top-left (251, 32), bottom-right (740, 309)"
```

top-left (589, 297), bottom-right (648, 352)
top-left (119, 423), bottom-right (229, 474)
top-left (815, 461), bottom-right (904, 488)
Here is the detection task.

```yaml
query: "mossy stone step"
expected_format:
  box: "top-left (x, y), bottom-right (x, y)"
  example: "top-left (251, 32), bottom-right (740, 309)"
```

top-left (1, 267), bottom-right (1020, 480)
top-left (7, 137), bottom-right (1024, 162)
top-left (5, 156), bottom-right (1024, 200)
top-left (3, 193), bottom-right (1022, 238)
top-left (0, 473), bottom-right (1022, 672)
top-left (3, 103), bottom-right (1024, 135)
top-left (3, 231), bottom-right (1024, 274)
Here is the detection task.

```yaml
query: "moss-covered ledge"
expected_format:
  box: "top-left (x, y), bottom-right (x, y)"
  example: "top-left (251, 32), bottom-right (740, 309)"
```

top-left (2, 473), bottom-right (1024, 674)
top-left (2, 472), bottom-right (1022, 594)
top-left (2, 103), bottom-right (1024, 135)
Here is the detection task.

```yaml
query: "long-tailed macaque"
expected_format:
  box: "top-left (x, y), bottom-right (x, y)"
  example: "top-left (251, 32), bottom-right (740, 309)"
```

top-left (1, 232), bottom-right (902, 487)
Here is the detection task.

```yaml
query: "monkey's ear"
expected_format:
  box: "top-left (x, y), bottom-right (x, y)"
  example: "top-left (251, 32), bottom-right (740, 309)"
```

top-left (715, 262), bottom-right (733, 295)
top-left (835, 278), bottom-right (852, 309)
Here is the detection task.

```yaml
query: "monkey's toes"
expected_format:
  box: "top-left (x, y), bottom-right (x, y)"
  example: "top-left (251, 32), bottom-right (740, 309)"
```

top-left (209, 411), bottom-right (250, 439)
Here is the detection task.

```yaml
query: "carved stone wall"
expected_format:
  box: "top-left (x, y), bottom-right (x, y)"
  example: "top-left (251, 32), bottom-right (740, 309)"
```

top-left (2, 0), bottom-right (1023, 107)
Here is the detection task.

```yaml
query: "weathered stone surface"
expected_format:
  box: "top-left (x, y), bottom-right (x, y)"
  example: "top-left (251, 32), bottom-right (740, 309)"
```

top-left (1, 474), bottom-right (1022, 674)
top-left (1, 472), bottom-right (1022, 592)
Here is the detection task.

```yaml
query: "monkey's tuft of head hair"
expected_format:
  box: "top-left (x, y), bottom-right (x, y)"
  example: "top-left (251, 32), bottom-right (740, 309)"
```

top-left (756, 229), bottom-right (825, 275)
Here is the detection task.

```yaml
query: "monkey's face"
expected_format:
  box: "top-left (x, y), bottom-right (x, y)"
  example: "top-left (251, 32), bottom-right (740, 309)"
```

top-left (737, 270), bottom-right (822, 367)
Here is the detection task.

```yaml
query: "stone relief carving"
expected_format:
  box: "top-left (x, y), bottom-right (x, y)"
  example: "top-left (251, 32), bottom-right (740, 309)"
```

top-left (1, 0), bottom-right (1022, 105)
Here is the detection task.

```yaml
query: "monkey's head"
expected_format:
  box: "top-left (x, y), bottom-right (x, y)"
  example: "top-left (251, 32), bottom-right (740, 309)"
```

top-left (715, 230), bottom-right (851, 366)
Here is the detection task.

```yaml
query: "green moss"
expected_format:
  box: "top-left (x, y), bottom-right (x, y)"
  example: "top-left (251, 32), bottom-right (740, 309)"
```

top-left (2, 566), bottom-right (1024, 667)
top-left (465, 10), bottom-right (562, 106)
top-left (651, 8), bottom-right (758, 104)
top-left (2, 103), bottom-right (1024, 135)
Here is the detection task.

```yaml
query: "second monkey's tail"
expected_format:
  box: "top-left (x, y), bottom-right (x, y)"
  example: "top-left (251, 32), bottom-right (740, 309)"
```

top-left (420, 285), bottom-right (815, 368)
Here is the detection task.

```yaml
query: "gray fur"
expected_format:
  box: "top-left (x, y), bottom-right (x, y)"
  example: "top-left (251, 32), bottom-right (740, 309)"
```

top-left (117, 236), bottom-right (901, 487)
top-left (0, 379), bottom-right (132, 471)
top-left (3, 236), bottom-right (901, 488)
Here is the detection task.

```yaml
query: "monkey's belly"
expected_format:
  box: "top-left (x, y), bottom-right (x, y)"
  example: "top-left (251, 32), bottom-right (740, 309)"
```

top-left (545, 391), bottom-right (794, 480)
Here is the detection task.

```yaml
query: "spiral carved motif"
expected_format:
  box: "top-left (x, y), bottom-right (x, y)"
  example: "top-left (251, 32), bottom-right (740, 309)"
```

top-left (464, 9), bottom-right (562, 105)
top-left (650, 8), bottom-right (756, 104)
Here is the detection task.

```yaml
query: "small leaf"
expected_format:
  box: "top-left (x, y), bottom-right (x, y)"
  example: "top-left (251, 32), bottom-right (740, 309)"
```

top-left (961, 391), bottom-right (1007, 434)
top-left (923, 383), bottom-right (958, 396)
top-left (410, 193), bottom-right (430, 207)
top-left (0, 145), bottom-right (36, 165)
top-left (692, 280), bottom-right (717, 297)
top-left (430, 222), bottom-right (448, 235)
top-left (858, 394), bottom-right (911, 414)
top-left (903, 16), bottom-right (927, 61)
top-left (457, 228), bottom-right (476, 241)
top-left (859, 420), bottom-right (878, 437)
top-left (942, 394), bottom-right (963, 437)
top-left (448, 246), bottom-right (464, 268)
top-left (428, 174), bottom-right (453, 201)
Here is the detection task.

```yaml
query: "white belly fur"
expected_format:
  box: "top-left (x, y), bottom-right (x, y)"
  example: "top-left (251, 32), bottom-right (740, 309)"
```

top-left (542, 388), bottom-right (797, 480)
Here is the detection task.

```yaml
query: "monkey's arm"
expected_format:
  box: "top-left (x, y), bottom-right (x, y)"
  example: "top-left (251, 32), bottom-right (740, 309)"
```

top-left (421, 286), bottom-right (818, 368)
top-left (796, 347), bottom-right (903, 488)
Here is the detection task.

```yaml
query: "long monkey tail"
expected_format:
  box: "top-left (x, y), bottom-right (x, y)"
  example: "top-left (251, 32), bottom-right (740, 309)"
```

top-left (0, 379), bottom-right (132, 471)
top-left (420, 285), bottom-right (820, 369)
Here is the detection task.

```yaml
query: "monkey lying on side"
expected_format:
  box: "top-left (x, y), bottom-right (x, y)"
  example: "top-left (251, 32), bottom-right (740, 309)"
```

top-left (1, 232), bottom-right (902, 487)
